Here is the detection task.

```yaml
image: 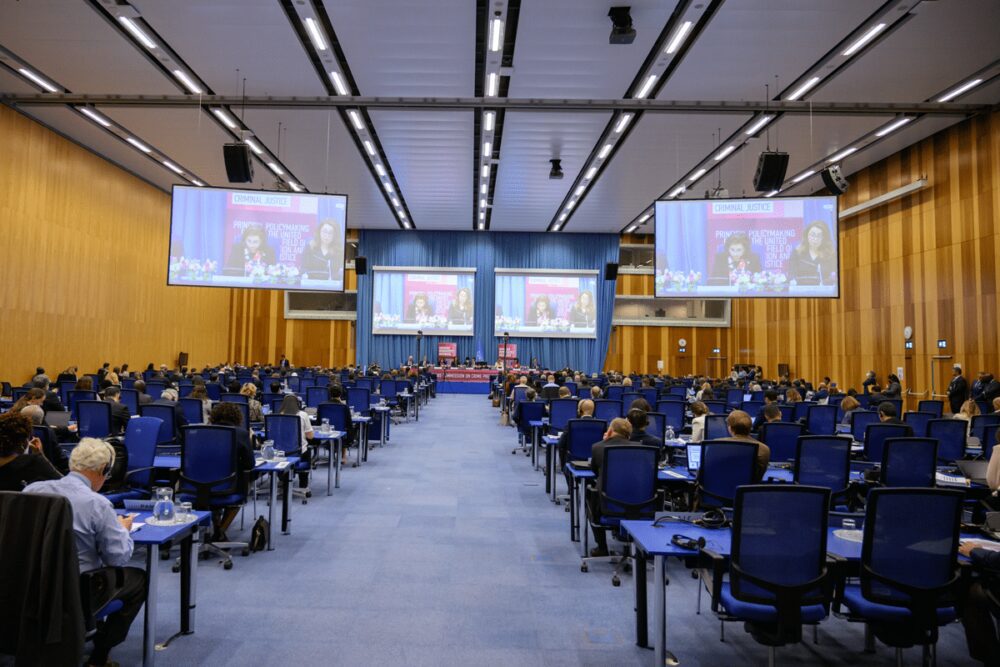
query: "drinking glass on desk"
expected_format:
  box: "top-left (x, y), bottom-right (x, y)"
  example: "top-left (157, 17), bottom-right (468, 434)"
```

top-left (177, 502), bottom-right (193, 523)
top-left (321, 418), bottom-right (330, 434)
top-left (153, 487), bottom-right (175, 523)
top-left (261, 440), bottom-right (275, 461)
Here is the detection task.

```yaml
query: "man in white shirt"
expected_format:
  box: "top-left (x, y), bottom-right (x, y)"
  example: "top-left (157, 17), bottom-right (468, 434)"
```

top-left (25, 438), bottom-right (146, 667)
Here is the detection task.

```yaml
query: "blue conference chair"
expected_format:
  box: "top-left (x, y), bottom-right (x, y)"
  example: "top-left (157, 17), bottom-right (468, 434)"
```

top-left (67, 390), bottom-right (97, 421)
top-left (645, 412), bottom-right (666, 441)
top-left (177, 425), bottom-right (249, 568)
top-left (709, 485), bottom-right (832, 661)
top-left (805, 404), bottom-right (838, 436)
top-left (704, 400), bottom-right (729, 415)
top-left (726, 388), bottom-right (744, 409)
top-left (621, 392), bottom-right (644, 410)
top-left (103, 416), bottom-right (162, 506)
top-left (118, 388), bottom-right (139, 416)
top-left (862, 423), bottom-right (912, 463)
top-left (565, 419), bottom-right (609, 463)
top-left (849, 410), bottom-right (880, 443)
top-left (346, 388), bottom-right (372, 416)
top-left (594, 399), bottom-right (623, 422)
top-left (837, 488), bottom-right (962, 663)
top-left (669, 386), bottom-right (688, 398)
top-left (355, 377), bottom-right (374, 392)
top-left (639, 387), bottom-right (658, 407)
top-left (758, 422), bottom-right (804, 463)
top-left (917, 400), bottom-right (944, 418)
top-left (704, 414), bottom-right (730, 441)
top-left (981, 423), bottom-right (1000, 461)
top-left (221, 392), bottom-right (248, 405)
top-left (177, 384), bottom-right (194, 398)
top-left (179, 398), bottom-right (205, 425)
top-left (11, 387), bottom-right (29, 402)
top-left (793, 401), bottom-right (815, 422)
top-left (879, 437), bottom-right (938, 487)
top-left (57, 380), bottom-right (75, 405)
top-left (314, 375), bottom-right (330, 388)
top-left (139, 404), bottom-right (180, 453)
top-left (204, 383), bottom-right (223, 401)
top-left (741, 401), bottom-right (765, 421)
top-left (77, 400), bottom-right (112, 440)
top-left (926, 418), bottom-right (967, 464)
top-left (902, 411), bottom-right (935, 437)
top-left (777, 405), bottom-right (795, 422)
top-left (582, 444), bottom-right (660, 583)
top-left (286, 376), bottom-right (301, 393)
top-left (145, 382), bottom-right (166, 400)
top-left (317, 402), bottom-right (353, 457)
top-left (794, 436), bottom-right (852, 505)
top-left (515, 401), bottom-right (547, 452)
top-left (576, 387), bottom-right (591, 400)
top-left (265, 414), bottom-right (310, 502)
top-left (696, 440), bottom-right (758, 509)
top-left (548, 399), bottom-right (578, 433)
top-left (656, 401), bottom-right (685, 434)
top-left (304, 387), bottom-right (327, 409)
top-left (970, 414), bottom-right (1000, 444)
top-left (605, 385), bottom-right (625, 401)
top-left (883, 398), bottom-right (904, 417)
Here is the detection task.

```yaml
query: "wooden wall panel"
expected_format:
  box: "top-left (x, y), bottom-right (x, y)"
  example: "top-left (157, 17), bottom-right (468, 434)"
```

top-left (607, 110), bottom-right (1000, 405)
top-left (0, 105), bottom-right (232, 382)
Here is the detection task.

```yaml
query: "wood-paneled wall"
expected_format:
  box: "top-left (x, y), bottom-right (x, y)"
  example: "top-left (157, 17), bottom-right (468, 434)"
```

top-left (607, 109), bottom-right (1000, 401)
top-left (0, 105), bottom-right (232, 382)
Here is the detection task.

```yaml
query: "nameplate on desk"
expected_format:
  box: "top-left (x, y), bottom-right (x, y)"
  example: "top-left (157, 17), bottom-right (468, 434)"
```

top-left (123, 499), bottom-right (156, 511)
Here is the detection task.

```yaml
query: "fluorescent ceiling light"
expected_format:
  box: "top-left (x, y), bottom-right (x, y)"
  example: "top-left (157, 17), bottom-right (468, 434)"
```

top-left (585, 166), bottom-right (598, 180)
top-left (480, 198), bottom-right (487, 208)
top-left (162, 160), bottom-right (183, 175)
top-left (172, 69), bottom-right (202, 94)
top-left (552, 224), bottom-right (561, 231)
top-left (244, 138), bottom-right (263, 155)
top-left (575, 185), bottom-right (586, 196)
top-left (765, 190), bottom-right (779, 197)
top-left (559, 213), bottom-right (567, 222)
top-left (745, 115), bottom-right (773, 136)
top-left (348, 110), bottom-right (364, 130)
top-left (937, 78), bottom-right (983, 102)
top-left (482, 164), bottom-right (490, 178)
top-left (126, 137), bottom-right (151, 153)
top-left (786, 76), bottom-right (821, 101)
top-left (842, 23), bottom-right (886, 57)
top-left (490, 18), bottom-right (504, 52)
top-left (874, 117), bottom-right (912, 137)
top-left (17, 68), bottom-right (58, 92)
top-left (289, 182), bottom-right (303, 192)
top-left (483, 141), bottom-right (491, 156)
top-left (398, 212), bottom-right (406, 220)
top-left (615, 114), bottom-right (632, 133)
top-left (118, 16), bottom-right (156, 50)
top-left (639, 213), bottom-right (651, 222)
top-left (479, 223), bottom-right (485, 230)
top-left (626, 225), bottom-right (637, 233)
top-left (566, 200), bottom-right (576, 210)
top-left (402, 221), bottom-right (409, 228)
top-left (486, 73), bottom-right (499, 97)
top-left (484, 112), bottom-right (495, 131)
top-left (714, 145), bottom-right (736, 161)
top-left (481, 183), bottom-right (487, 194)
top-left (479, 211), bottom-right (485, 219)
top-left (384, 182), bottom-right (394, 193)
top-left (689, 168), bottom-right (706, 182)
top-left (668, 186), bottom-right (685, 197)
top-left (363, 140), bottom-right (375, 156)
top-left (598, 144), bottom-right (612, 159)
top-left (391, 197), bottom-right (400, 207)
top-left (191, 179), bottom-right (205, 187)
top-left (267, 162), bottom-right (284, 176)
top-left (791, 170), bottom-right (815, 184)
top-left (827, 147), bottom-right (857, 163)
top-left (304, 17), bottom-right (327, 51)
top-left (78, 107), bottom-right (111, 127)
top-left (636, 74), bottom-right (657, 99)
top-left (375, 164), bottom-right (386, 177)
top-left (330, 71), bottom-right (348, 96)
top-left (664, 20), bottom-right (693, 54)
top-left (212, 108), bottom-right (237, 129)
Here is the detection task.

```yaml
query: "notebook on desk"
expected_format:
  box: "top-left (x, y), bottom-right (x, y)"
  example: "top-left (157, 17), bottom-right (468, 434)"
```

top-left (956, 460), bottom-right (988, 485)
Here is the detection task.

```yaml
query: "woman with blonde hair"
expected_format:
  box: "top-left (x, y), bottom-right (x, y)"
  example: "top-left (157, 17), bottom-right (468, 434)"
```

top-left (955, 399), bottom-right (980, 436)
top-left (240, 383), bottom-right (263, 423)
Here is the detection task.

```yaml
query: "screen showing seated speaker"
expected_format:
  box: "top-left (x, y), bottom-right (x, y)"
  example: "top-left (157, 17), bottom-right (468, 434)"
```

top-left (168, 185), bottom-right (347, 291)
top-left (654, 196), bottom-right (839, 298)
top-left (372, 268), bottom-right (476, 336)
top-left (494, 269), bottom-right (599, 339)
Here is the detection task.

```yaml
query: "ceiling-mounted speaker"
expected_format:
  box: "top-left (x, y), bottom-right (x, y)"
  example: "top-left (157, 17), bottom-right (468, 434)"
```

top-left (753, 151), bottom-right (788, 192)
top-left (355, 256), bottom-right (368, 275)
top-left (821, 165), bottom-right (850, 195)
top-left (604, 262), bottom-right (619, 280)
top-left (223, 143), bottom-right (254, 183)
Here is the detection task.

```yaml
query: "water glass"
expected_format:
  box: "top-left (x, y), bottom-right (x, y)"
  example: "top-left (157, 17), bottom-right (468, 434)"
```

top-left (321, 418), bottom-right (330, 434)
top-left (261, 440), bottom-right (275, 461)
top-left (178, 502), bottom-right (193, 523)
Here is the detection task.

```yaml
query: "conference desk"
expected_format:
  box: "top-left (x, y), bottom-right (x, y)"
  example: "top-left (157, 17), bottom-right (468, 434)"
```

top-left (121, 509), bottom-right (211, 667)
top-left (310, 430), bottom-right (345, 494)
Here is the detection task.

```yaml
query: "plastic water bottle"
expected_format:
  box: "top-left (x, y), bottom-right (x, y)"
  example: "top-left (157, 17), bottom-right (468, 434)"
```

top-left (665, 425), bottom-right (675, 442)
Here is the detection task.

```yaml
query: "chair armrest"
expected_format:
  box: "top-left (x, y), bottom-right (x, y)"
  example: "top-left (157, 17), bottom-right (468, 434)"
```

top-left (702, 548), bottom-right (727, 613)
top-left (122, 466), bottom-right (158, 482)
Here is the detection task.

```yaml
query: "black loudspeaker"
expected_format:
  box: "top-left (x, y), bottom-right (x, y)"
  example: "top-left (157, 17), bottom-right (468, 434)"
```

top-left (820, 165), bottom-right (850, 195)
top-left (753, 151), bottom-right (789, 192)
top-left (223, 143), bottom-right (254, 183)
top-left (355, 256), bottom-right (368, 275)
top-left (604, 262), bottom-right (619, 280)
top-left (778, 363), bottom-right (790, 378)
top-left (177, 352), bottom-right (189, 368)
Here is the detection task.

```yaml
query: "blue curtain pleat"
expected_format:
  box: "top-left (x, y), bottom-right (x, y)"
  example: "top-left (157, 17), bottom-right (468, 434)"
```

top-left (356, 230), bottom-right (618, 373)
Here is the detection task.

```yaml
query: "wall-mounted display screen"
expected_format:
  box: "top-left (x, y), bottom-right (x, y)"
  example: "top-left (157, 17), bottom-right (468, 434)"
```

top-left (372, 267), bottom-right (476, 336)
top-left (494, 269), bottom-right (599, 339)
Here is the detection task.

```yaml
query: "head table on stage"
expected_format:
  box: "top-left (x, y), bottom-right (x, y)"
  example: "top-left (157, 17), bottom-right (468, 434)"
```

top-left (430, 367), bottom-right (497, 394)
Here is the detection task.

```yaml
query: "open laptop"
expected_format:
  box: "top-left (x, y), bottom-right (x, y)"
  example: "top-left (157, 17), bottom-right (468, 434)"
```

top-left (686, 443), bottom-right (702, 474)
top-left (835, 423), bottom-right (851, 435)
top-left (956, 460), bottom-right (988, 485)
top-left (44, 411), bottom-right (71, 428)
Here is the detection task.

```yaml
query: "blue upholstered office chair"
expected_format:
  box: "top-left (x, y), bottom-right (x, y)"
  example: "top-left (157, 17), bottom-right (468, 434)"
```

top-left (758, 422), bottom-right (804, 462)
top-left (883, 398), bottom-right (904, 416)
top-left (639, 387), bottom-right (658, 407)
top-left (103, 416), bottom-right (162, 506)
top-left (902, 411), bottom-right (935, 437)
top-left (220, 392), bottom-right (248, 405)
top-left (314, 375), bottom-right (330, 388)
top-left (645, 412), bottom-right (666, 441)
top-left (777, 405), bottom-right (794, 422)
top-left (741, 401), bottom-right (765, 421)
top-left (67, 390), bottom-right (97, 420)
top-left (139, 404), bottom-right (180, 453)
top-left (57, 380), bottom-right (75, 404)
top-left (669, 386), bottom-right (688, 398)
top-left (581, 444), bottom-right (660, 584)
top-left (696, 441), bottom-right (757, 509)
top-left (565, 419), bottom-right (609, 463)
top-left (118, 388), bottom-right (139, 415)
top-left (849, 410), bottom-right (880, 443)
top-left (355, 377), bottom-right (374, 391)
top-left (605, 385), bottom-right (625, 401)
top-left (981, 424), bottom-right (1000, 461)
top-left (805, 404), bottom-right (838, 436)
top-left (879, 437), bottom-right (938, 487)
top-left (709, 485), bottom-right (832, 661)
top-left (265, 414), bottom-right (310, 503)
top-left (704, 414), bottom-right (730, 441)
top-left (621, 392), bottom-right (643, 410)
top-left (926, 418), bottom-right (967, 464)
top-left (177, 384), bottom-right (194, 398)
top-left (346, 387), bottom-right (372, 416)
top-left (177, 425), bottom-right (249, 569)
top-left (286, 376), bottom-right (301, 393)
top-left (594, 399), bottom-right (623, 422)
top-left (836, 488), bottom-right (962, 664)
top-left (862, 423), bottom-right (911, 463)
top-left (726, 388), bottom-right (744, 409)
top-left (548, 399), bottom-right (578, 433)
top-left (970, 414), bottom-right (1000, 444)
top-left (144, 382), bottom-right (166, 400)
top-left (704, 400), bottom-right (729, 415)
top-left (656, 401), bottom-right (685, 434)
top-left (179, 398), bottom-right (204, 425)
top-left (917, 400), bottom-right (944, 418)
top-left (576, 387), bottom-right (591, 400)
top-left (514, 400), bottom-right (547, 453)
top-left (794, 436), bottom-right (852, 504)
top-left (316, 402), bottom-right (351, 454)
top-left (793, 401), bottom-right (815, 422)
top-left (77, 400), bottom-right (112, 440)
top-left (204, 383), bottom-right (222, 401)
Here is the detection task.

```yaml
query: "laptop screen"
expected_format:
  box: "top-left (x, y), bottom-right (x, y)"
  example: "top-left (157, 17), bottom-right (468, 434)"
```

top-left (686, 444), bottom-right (702, 473)
top-left (44, 411), bottom-right (71, 428)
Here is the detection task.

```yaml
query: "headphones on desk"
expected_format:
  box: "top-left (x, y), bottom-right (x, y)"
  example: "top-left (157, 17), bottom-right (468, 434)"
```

top-left (695, 508), bottom-right (729, 529)
top-left (671, 534), bottom-right (706, 551)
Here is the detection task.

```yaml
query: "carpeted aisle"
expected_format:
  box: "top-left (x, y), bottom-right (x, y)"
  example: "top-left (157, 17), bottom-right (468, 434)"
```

top-left (115, 394), bottom-right (974, 666)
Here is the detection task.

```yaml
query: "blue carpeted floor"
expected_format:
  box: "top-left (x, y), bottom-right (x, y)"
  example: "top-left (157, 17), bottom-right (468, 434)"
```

top-left (112, 394), bottom-right (976, 666)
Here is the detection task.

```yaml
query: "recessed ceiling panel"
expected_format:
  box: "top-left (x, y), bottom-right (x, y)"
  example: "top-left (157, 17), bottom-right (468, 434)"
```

top-left (490, 111), bottom-right (612, 230)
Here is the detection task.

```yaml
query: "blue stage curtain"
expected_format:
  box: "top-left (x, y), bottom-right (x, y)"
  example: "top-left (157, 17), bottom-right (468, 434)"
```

top-left (356, 230), bottom-right (619, 373)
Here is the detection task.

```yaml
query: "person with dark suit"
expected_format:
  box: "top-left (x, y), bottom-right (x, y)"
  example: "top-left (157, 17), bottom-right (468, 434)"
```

top-left (717, 410), bottom-right (770, 482)
top-left (101, 386), bottom-right (131, 436)
top-left (948, 365), bottom-right (970, 415)
top-left (132, 380), bottom-right (153, 406)
top-left (558, 399), bottom-right (596, 492)
top-left (627, 408), bottom-right (664, 459)
top-left (150, 388), bottom-right (188, 435)
top-left (877, 401), bottom-right (911, 431)
top-left (0, 411), bottom-right (62, 492)
top-left (587, 417), bottom-right (634, 556)
top-left (981, 374), bottom-right (1000, 404)
top-left (540, 375), bottom-right (560, 400)
top-left (959, 537), bottom-right (1000, 664)
top-left (207, 402), bottom-right (256, 541)
top-left (862, 371), bottom-right (878, 395)
top-left (882, 374), bottom-right (902, 399)
top-left (31, 379), bottom-right (64, 413)
top-left (751, 390), bottom-right (780, 433)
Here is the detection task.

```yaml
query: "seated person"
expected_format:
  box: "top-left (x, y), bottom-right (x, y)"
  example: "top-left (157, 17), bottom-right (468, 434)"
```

top-left (326, 385), bottom-right (356, 464)
top-left (568, 290), bottom-right (596, 328)
top-left (277, 395), bottom-right (314, 490)
top-left (556, 386), bottom-right (576, 401)
top-left (225, 224), bottom-right (275, 274)
top-left (878, 400), bottom-right (908, 427)
top-left (558, 399), bottom-right (596, 491)
top-left (132, 380), bottom-right (153, 405)
top-left (207, 402), bottom-right (257, 541)
top-left (525, 295), bottom-right (554, 327)
top-left (299, 219), bottom-right (343, 280)
top-left (751, 390), bottom-right (780, 432)
top-left (718, 410), bottom-right (770, 481)
top-left (709, 233), bottom-right (762, 284)
top-left (404, 293), bottom-right (434, 323)
top-left (0, 411), bottom-right (62, 491)
top-left (690, 401), bottom-right (709, 443)
top-left (540, 375), bottom-right (560, 400)
top-left (21, 404), bottom-right (72, 472)
top-left (839, 395), bottom-right (861, 425)
top-left (787, 221), bottom-right (837, 286)
top-left (447, 288), bottom-right (474, 325)
top-left (102, 386), bottom-right (131, 436)
top-left (587, 418), bottom-right (634, 557)
top-left (24, 439), bottom-right (146, 667)
top-left (627, 408), bottom-right (664, 459)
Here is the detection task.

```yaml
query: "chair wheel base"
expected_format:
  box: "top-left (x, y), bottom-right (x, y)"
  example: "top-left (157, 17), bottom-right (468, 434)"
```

top-left (612, 576), bottom-right (621, 587)
top-left (580, 563), bottom-right (588, 572)
top-left (223, 560), bottom-right (233, 570)
top-left (242, 548), bottom-right (250, 557)
top-left (171, 564), bottom-right (180, 573)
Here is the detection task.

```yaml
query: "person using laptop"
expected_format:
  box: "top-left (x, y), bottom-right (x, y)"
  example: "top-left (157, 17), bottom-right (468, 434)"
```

top-left (587, 418), bottom-right (634, 557)
top-left (717, 410), bottom-right (771, 481)
top-left (0, 411), bottom-right (62, 491)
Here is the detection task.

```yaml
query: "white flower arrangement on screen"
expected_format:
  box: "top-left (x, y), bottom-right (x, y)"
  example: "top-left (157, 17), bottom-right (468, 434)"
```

top-left (169, 257), bottom-right (218, 281)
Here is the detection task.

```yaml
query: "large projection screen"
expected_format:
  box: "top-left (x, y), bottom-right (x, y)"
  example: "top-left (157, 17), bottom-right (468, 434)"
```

top-left (168, 185), bottom-right (347, 291)
top-left (372, 267), bottom-right (476, 336)
top-left (654, 196), bottom-right (840, 298)
top-left (494, 269), bottom-right (599, 339)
